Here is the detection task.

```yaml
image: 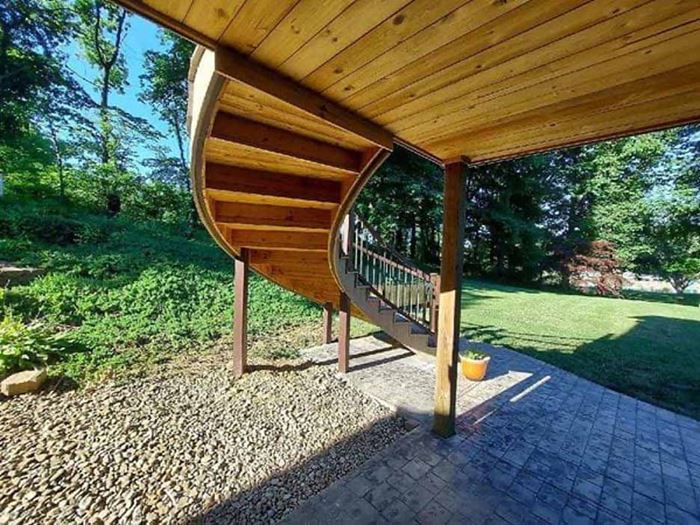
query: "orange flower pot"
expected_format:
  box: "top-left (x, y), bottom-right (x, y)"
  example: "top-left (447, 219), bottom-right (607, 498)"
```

top-left (460, 356), bottom-right (490, 381)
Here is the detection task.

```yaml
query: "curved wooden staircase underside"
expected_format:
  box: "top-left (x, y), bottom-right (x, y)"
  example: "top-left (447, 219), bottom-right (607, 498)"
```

top-left (188, 48), bottom-right (395, 322)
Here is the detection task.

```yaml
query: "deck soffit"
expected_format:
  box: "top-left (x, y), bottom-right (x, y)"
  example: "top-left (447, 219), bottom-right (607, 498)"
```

top-left (115, 0), bottom-right (700, 163)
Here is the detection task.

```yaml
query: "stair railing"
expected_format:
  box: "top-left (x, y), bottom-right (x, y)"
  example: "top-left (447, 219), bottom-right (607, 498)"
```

top-left (340, 211), bottom-right (440, 333)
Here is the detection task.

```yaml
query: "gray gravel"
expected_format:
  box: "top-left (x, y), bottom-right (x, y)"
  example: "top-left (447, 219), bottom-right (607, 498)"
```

top-left (0, 352), bottom-right (406, 524)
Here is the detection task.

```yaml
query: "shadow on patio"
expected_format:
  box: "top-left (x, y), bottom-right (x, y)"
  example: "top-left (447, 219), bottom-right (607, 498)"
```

top-left (462, 314), bottom-right (700, 420)
top-left (183, 332), bottom-right (700, 524)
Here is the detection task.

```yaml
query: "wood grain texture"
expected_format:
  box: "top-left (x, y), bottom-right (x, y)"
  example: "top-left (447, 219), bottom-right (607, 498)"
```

top-left (205, 163), bottom-right (342, 206)
top-left (338, 292), bottom-right (351, 373)
top-left (210, 112), bottom-right (362, 173)
top-left (205, 138), bottom-right (354, 180)
top-left (215, 48), bottom-right (393, 149)
top-left (214, 201), bottom-right (332, 231)
top-left (123, 0), bottom-right (700, 163)
top-left (433, 162), bottom-right (467, 438)
top-left (227, 229), bottom-right (329, 252)
top-left (233, 248), bottom-right (249, 378)
top-left (219, 81), bottom-right (372, 149)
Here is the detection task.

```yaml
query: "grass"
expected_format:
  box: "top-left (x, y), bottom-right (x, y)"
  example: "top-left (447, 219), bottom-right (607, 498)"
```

top-left (0, 198), bottom-right (374, 385)
top-left (461, 280), bottom-right (700, 419)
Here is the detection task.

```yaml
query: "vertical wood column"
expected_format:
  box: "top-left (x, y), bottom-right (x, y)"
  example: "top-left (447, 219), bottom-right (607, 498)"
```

top-left (341, 212), bottom-right (355, 266)
top-left (433, 161), bottom-right (467, 438)
top-left (233, 248), bottom-right (250, 378)
top-left (322, 302), bottom-right (333, 344)
top-left (338, 293), bottom-right (351, 373)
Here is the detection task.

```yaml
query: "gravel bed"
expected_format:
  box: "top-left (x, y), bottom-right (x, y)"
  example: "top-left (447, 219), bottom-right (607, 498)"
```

top-left (0, 352), bottom-right (406, 524)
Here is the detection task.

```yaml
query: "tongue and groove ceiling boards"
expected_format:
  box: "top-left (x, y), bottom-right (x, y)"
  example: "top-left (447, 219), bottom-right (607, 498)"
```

top-left (116, 0), bottom-right (700, 163)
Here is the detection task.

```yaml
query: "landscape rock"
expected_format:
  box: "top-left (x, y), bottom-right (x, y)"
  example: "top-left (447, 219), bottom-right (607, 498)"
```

top-left (0, 262), bottom-right (45, 287)
top-left (1, 369), bottom-right (47, 396)
top-left (0, 351), bottom-right (406, 523)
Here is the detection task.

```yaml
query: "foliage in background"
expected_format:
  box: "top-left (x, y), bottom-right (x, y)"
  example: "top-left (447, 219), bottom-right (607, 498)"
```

top-left (356, 147), bottom-right (443, 267)
top-left (560, 240), bottom-right (623, 296)
top-left (0, 198), bottom-right (325, 383)
top-left (361, 129), bottom-right (699, 294)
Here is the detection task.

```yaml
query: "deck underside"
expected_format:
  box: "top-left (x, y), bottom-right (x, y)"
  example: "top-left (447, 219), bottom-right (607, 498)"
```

top-left (118, 0), bottom-right (700, 163)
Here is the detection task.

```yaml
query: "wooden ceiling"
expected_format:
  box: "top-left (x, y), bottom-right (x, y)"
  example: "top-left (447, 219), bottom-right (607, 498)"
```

top-left (117, 0), bottom-right (700, 163)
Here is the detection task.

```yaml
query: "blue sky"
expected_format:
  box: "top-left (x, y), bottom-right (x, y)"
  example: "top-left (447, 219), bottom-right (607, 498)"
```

top-left (65, 14), bottom-right (179, 167)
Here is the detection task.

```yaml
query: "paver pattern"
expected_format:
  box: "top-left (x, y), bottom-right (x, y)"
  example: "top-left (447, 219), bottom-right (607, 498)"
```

top-left (285, 336), bottom-right (700, 524)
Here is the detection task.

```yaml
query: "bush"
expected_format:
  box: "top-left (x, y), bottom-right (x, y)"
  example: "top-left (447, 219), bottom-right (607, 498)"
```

top-left (0, 314), bottom-right (70, 377)
top-left (0, 198), bottom-right (115, 247)
top-left (0, 198), bottom-right (326, 384)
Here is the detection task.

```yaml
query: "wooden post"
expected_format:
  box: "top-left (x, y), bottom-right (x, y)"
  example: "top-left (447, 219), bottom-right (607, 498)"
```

top-left (233, 248), bottom-right (250, 378)
top-left (430, 273), bottom-right (441, 334)
top-left (338, 293), bottom-right (351, 373)
top-left (341, 212), bottom-right (355, 267)
top-left (433, 161), bottom-right (467, 438)
top-left (322, 302), bottom-right (333, 344)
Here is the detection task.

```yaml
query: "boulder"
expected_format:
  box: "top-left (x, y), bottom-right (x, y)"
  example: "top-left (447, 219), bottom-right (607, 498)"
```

top-left (0, 262), bottom-right (45, 287)
top-left (1, 369), bottom-right (47, 396)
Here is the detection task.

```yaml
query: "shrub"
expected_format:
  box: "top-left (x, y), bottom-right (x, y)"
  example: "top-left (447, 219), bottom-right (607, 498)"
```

top-left (0, 314), bottom-right (70, 377)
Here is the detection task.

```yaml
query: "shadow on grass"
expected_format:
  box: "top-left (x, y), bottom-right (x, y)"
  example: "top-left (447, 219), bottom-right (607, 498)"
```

top-left (462, 315), bottom-right (700, 419)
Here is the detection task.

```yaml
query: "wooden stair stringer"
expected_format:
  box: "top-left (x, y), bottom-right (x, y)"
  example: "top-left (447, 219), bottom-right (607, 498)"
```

top-left (189, 46), bottom-right (435, 351)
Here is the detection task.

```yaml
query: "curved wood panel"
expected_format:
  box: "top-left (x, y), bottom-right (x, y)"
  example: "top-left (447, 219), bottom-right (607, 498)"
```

top-left (188, 48), bottom-right (393, 317)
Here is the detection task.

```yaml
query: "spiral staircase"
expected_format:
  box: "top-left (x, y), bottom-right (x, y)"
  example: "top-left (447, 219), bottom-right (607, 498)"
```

top-left (188, 47), bottom-right (439, 357)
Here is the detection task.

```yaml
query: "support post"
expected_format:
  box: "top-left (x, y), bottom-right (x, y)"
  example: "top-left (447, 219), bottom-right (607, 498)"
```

top-left (338, 293), bottom-right (351, 373)
top-left (322, 302), bottom-right (333, 344)
top-left (433, 161), bottom-right (467, 438)
top-left (233, 248), bottom-right (250, 378)
top-left (430, 273), bottom-right (441, 334)
top-left (341, 212), bottom-right (355, 267)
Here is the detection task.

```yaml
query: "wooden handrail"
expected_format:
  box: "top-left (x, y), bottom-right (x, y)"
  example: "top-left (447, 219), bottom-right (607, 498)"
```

top-left (343, 211), bottom-right (440, 333)
top-left (353, 214), bottom-right (431, 281)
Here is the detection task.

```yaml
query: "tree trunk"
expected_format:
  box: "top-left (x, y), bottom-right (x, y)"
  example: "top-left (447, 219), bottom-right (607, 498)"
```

top-left (410, 220), bottom-right (417, 258)
top-left (48, 123), bottom-right (66, 200)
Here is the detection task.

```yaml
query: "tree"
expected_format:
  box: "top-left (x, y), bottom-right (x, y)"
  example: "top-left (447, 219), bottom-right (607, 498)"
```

top-left (642, 126), bottom-right (700, 294)
top-left (0, 0), bottom-right (73, 142)
top-left (140, 31), bottom-right (196, 230)
top-left (463, 155), bottom-right (553, 281)
top-left (561, 240), bottom-right (624, 296)
top-left (74, 0), bottom-right (129, 213)
top-left (140, 31), bottom-right (194, 191)
top-left (356, 147), bottom-right (443, 266)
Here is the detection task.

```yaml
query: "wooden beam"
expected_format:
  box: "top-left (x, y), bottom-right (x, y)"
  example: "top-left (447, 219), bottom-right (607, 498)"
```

top-left (111, 0), bottom-right (218, 49)
top-left (214, 46), bottom-right (394, 150)
top-left (255, 263), bottom-right (333, 280)
top-left (205, 163), bottom-right (342, 208)
top-left (338, 292), bottom-right (351, 373)
top-left (248, 249), bottom-right (328, 266)
top-left (433, 161), bottom-right (467, 438)
top-left (228, 229), bottom-right (328, 252)
top-left (211, 112), bottom-right (362, 173)
top-left (214, 201), bottom-right (332, 231)
top-left (323, 302), bottom-right (333, 345)
top-left (233, 248), bottom-right (250, 378)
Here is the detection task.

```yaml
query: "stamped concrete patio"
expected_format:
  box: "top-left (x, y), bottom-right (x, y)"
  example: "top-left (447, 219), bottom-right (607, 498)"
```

top-left (281, 335), bottom-right (700, 525)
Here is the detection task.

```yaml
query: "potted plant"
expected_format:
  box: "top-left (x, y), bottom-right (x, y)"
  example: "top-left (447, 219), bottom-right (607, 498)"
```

top-left (459, 348), bottom-right (490, 381)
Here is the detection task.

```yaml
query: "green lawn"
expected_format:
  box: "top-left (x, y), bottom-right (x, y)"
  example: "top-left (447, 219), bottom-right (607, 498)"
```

top-left (461, 280), bottom-right (700, 419)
